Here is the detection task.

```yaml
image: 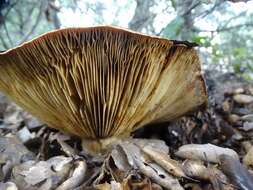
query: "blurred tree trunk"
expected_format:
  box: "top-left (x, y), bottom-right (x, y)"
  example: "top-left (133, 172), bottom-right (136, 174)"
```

top-left (45, 0), bottom-right (61, 29)
top-left (176, 0), bottom-right (198, 40)
top-left (128, 0), bottom-right (155, 32)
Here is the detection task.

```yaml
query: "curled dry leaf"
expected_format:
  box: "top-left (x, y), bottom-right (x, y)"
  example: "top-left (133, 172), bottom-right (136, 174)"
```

top-left (16, 126), bottom-right (35, 143)
top-left (56, 136), bottom-right (76, 157)
top-left (0, 182), bottom-right (18, 190)
top-left (12, 156), bottom-right (72, 190)
top-left (122, 175), bottom-right (158, 190)
top-left (241, 114), bottom-right (253, 122)
top-left (232, 107), bottom-right (251, 116)
top-left (233, 94), bottom-right (253, 104)
top-left (175, 143), bottom-right (239, 163)
top-left (21, 161), bottom-right (53, 186)
top-left (95, 182), bottom-right (112, 190)
top-left (243, 146), bottom-right (253, 167)
top-left (222, 100), bottom-right (231, 113)
top-left (0, 137), bottom-right (34, 179)
top-left (233, 88), bottom-right (245, 94)
top-left (108, 139), bottom-right (183, 190)
top-left (242, 122), bottom-right (253, 131)
top-left (110, 146), bottom-right (131, 172)
top-left (220, 154), bottom-right (253, 190)
top-left (0, 137), bottom-right (34, 164)
top-left (56, 159), bottom-right (87, 190)
top-left (208, 166), bottom-right (234, 190)
top-left (95, 181), bottom-right (121, 190)
top-left (183, 160), bottom-right (234, 189)
top-left (134, 160), bottom-right (184, 190)
top-left (132, 139), bottom-right (169, 155)
top-left (47, 156), bottom-right (73, 172)
top-left (182, 160), bottom-right (209, 180)
top-left (22, 112), bottom-right (43, 129)
top-left (3, 103), bottom-right (23, 126)
top-left (227, 114), bottom-right (241, 124)
top-left (141, 145), bottom-right (185, 178)
top-left (249, 87), bottom-right (253, 95)
top-left (11, 160), bottom-right (35, 189)
top-left (241, 141), bottom-right (252, 152)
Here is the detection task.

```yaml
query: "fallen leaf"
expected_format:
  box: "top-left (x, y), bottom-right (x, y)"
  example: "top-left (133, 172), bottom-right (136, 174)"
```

top-left (175, 144), bottom-right (239, 163)
top-left (56, 159), bottom-right (87, 190)
top-left (241, 122), bottom-right (253, 131)
top-left (182, 160), bottom-right (209, 180)
top-left (16, 126), bottom-right (35, 143)
top-left (0, 182), bottom-right (18, 190)
top-left (220, 154), bottom-right (253, 190)
top-left (12, 156), bottom-right (72, 189)
top-left (140, 145), bottom-right (185, 178)
top-left (243, 146), bottom-right (253, 167)
top-left (241, 114), bottom-right (253, 122)
top-left (233, 94), bottom-right (253, 104)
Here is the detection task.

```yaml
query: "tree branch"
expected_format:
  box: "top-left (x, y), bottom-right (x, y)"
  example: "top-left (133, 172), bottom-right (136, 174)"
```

top-left (128, 0), bottom-right (155, 32)
top-left (193, 23), bottom-right (253, 33)
top-left (3, 20), bottom-right (13, 46)
top-left (19, 0), bottom-right (45, 44)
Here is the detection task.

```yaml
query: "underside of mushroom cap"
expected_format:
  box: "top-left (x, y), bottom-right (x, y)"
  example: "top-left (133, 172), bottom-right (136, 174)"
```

top-left (0, 26), bottom-right (207, 140)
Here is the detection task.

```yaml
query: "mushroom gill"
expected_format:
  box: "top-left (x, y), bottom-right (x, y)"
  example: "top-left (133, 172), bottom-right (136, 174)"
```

top-left (0, 26), bottom-right (207, 144)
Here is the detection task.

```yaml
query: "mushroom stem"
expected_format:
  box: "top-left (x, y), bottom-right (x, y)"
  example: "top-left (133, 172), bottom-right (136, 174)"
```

top-left (81, 134), bottom-right (130, 154)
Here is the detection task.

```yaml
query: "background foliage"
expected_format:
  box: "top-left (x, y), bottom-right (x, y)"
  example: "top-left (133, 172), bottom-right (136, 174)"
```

top-left (0, 0), bottom-right (252, 80)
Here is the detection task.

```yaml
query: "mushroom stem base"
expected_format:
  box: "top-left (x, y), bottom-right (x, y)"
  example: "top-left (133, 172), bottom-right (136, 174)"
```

top-left (81, 135), bottom-right (129, 155)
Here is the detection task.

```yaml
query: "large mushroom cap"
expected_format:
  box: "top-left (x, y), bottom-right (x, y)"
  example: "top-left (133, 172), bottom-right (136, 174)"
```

top-left (0, 26), bottom-right (207, 140)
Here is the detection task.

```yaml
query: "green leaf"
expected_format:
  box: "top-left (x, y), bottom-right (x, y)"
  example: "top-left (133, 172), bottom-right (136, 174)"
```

top-left (191, 35), bottom-right (211, 47)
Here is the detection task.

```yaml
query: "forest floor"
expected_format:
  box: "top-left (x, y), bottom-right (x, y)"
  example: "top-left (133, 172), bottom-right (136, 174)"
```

top-left (0, 70), bottom-right (253, 190)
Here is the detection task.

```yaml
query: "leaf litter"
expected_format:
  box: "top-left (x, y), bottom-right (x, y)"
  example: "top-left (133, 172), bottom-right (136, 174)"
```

top-left (0, 72), bottom-right (253, 189)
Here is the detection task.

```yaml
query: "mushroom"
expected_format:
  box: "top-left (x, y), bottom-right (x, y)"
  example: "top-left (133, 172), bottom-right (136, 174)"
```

top-left (0, 26), bottom-right (207, 152)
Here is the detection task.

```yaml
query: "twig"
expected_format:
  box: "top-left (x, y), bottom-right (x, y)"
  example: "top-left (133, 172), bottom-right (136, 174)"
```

top-left (3, 21), bottom-right (13, 46)
top-left (193, 23), bottom-right (253, 33)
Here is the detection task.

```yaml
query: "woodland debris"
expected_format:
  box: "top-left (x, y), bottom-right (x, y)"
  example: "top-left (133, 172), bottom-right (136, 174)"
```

top-left (233, 94), bottom-right (253, 104)
top-left (140, 144), bottom-right (185, 178)
top-left (175, 143), bottom-right (239, 163)
top-left (241, 122), bottom-right (253, 131)
top-left (56, 159), bottom-right (87, 190)
top-left (0, 45), bottom-right (252, 189)
top-left (23, 113), bottom-right (43, 129)
top-left (0, 137), bottom-right (34, 180)
top-left (3, 104), bottom-right (23, 126)
top-left (227, 114), bottom-right (241, 124)
top-left (182, 160), bottom-right (209, 180)
top-left (0, 182), bottom-right (18, 190)
top-left (220, 154), bottom-right (253, 190)
top-left (107, 139), bottom-right (184, 190)
top-left (233, 87), bottom-right (244, 94)
top-left (135, 160), bottom-right (184, 190)
top-left (232, 107), bottom-right (251, 115)
top-left (182, 160), bottom-right (233, 189)
top-left (12, 156), bottom-right (72, 189)
top-left (95, 182), bottom-right (121, 190)
top-left (243, 146), bottom-right (253, 167)
top-left (16, 126), bottom-right (35, 143)
top-left (241, 114), bottom-right (253, 122)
